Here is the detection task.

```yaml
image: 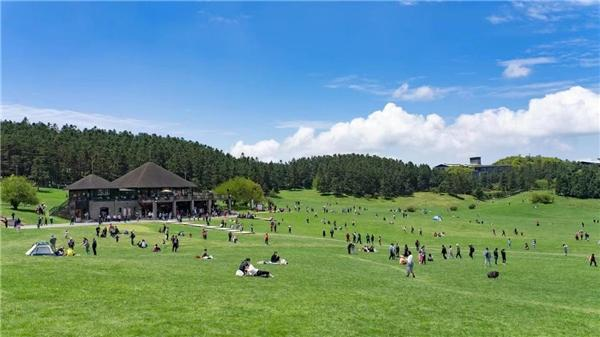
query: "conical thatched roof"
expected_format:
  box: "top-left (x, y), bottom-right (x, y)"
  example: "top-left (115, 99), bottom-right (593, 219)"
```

top-left (111, 162), bottom-right (196, 189)
top-left (66, 174), bottom-right (114, 190)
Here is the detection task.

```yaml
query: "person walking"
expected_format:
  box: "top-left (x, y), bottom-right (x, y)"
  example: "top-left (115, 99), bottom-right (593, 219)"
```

top-left (455, 244), bottom-right (462, 259)
top-left (406, 251), bottom-right (415, 278)
top-left (92, 238), bottom-right (97, 256)
top-left (441, 245), bottom-right (448, 260)
top-left (469, 244), bottom-right (475, 259)
top-left (501, 249), bottom-right (507, 264)
top-left (130, 231), bottom-right (136, 246)
top-left (264, 233), bottom-right (269, 245)
top-left (493, 248), bottom-right (499, 265)
top-left (590, 253), bottom-right (597, 267)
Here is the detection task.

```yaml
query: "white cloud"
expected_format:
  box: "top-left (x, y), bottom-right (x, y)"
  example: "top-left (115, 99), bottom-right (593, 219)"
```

top-left (392, 83), bottom-right (452, 101)
top-left (499, 57), bottom-right (556, 78)
top-left (0, 104), bottom-right (181, 133)
top-left (275, 120), bottom-right (333, 129)
top-left (0, 104), bottom-right (234, 137)
top-left (326, 76), bottom-right (455, 101)
top-left (230, 86), bottom-right (600, 162)
top-left (486, 15), bottom-right (513, 24)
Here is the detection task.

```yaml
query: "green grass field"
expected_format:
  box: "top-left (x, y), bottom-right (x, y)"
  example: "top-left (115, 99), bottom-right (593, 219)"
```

top-left (0, 187), bottom-right (68, 224)
top-left (1, 189), bottom-right (599, 337)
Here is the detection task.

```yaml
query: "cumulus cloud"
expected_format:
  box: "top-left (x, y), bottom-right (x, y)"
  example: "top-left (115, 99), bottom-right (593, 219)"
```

top-left (230, 86), bottom-right (600, 162)
top-left (499, 57), bottom-right (556, 78)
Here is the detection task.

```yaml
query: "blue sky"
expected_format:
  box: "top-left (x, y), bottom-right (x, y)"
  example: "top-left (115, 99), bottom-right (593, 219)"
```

top-left (2, 1), bottom-right (599, 164)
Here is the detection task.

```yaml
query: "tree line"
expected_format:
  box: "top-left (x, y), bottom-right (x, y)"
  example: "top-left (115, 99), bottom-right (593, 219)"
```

top-left (1, 119), bottom-right (598, 199)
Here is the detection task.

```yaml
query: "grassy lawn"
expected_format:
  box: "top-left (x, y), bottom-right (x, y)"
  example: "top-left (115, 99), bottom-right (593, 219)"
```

top-left (0, 187), bottom-right (68, 224)
top-left (1, 189), bottom-right (599, 336)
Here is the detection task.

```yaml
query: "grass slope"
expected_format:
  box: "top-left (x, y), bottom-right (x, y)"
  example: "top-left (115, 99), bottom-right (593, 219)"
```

top-left (0, 187), bottom-right (68, 224)
top-left (1, 189), bottom-right (599, 337)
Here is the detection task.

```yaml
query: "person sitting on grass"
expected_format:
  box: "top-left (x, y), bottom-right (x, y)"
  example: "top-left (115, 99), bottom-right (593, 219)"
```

top-left (271, 251), bottom-right (281, 263)
top-left (55, 247), bottom-right (65, 256)
top-left (137, 239), bottom-right (148, 248)
top-left (238, 258), bottom-right (273, 278)
top-left (152, 244), bottom-right (161, 253)
top-left (196, 249), bottom-right (213, 260)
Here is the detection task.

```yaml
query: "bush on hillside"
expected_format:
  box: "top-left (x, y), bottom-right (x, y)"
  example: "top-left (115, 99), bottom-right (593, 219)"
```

top-left (468, 203), bottom-right (476, 209)
top-left (530, 192), bottom-right (554, 204)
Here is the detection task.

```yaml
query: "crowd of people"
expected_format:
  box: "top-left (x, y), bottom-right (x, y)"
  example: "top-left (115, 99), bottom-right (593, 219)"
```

top-left (13, 198), bottom-right (599, 284)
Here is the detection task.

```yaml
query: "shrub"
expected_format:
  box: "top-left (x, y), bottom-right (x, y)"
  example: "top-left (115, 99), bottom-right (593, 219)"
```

top-left (530, 192), bottom-right (554, 204)
top-left (449, 206), bottom-right (458, 211)
top-left (406, 206), bottom-right (416, 213)
top-left (468, 203), bottom-right (476, 209)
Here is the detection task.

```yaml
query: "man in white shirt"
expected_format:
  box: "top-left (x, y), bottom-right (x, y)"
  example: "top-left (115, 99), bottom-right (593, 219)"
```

top-left (406, 251), bottom-right (415, 278)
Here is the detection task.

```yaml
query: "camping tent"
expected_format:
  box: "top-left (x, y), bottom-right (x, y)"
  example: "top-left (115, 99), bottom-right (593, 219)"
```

top-left (432, 215), bottom-right (442, 222)
top-left (25, 242), bottom-right (55, 256)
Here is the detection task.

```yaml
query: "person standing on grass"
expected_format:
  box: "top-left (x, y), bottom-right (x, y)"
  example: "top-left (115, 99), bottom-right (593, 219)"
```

top-left (501, 249), bottom-right (507, 264)
top-left (406, 251), bottom-right (415, 278)
top-left (456, 244), bottom-right (462, 259)
top-left (563, 244), bottom-right (568, 256)
top-left (264, 233), bottom-right (269, 245)
top-left (83, 237), bottom-right (90, 255)
top-left (92, 238), bottom-right (97, 256)
top-left (357, 233), bottom-right (362, 244)
top-left (173, 236), bottom-right (179, 252)
top-left (288, 225), bottom-right (292, 234)
top-left (441, 245), bottom-right (448, 259)
top-left (469, 244), bottom-right (475, 259)
top-left (493, 248), bottom-right (499, 265)
top-left (322, 229), bottom-right (326, 238)
top-left (49, 235), bottom-right (57, 250)
top-left (507, 238), bottom-right (512, 249)
top-left (389, 243), bottom-right (396, 260)
top-left (346, 232), bottom-right (350, 242)
top-left (483, 248), bottom-right (492, 267)
top-left (130, 231), bottom-right (136, 246)
top-left (590, 254), bottom-right (597, 267)
top-left (415, 239), bottom-right (420, 252)
top-left (330, 228), bottom-right (334, 238)
top-left (96, 225), bottom-right (100, 237)
top-left (448, 245), bottom-right (454, 259)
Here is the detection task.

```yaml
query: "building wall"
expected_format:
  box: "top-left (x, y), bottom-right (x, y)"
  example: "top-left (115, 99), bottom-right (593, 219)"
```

top-left (88, 200), bottom-right (140, 219)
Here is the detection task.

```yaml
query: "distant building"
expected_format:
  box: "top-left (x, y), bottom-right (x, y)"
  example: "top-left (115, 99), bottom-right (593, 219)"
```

top-left (66, 162), bottom-right (216, 221)
top-left (434, 157), bottom-right (510, 175)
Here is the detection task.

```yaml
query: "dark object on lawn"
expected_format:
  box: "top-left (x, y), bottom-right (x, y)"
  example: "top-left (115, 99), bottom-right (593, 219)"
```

top-left (487, 271), bottom-right (500, 278)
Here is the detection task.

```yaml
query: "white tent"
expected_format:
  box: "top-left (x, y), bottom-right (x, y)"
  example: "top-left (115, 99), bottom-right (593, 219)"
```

top-left (25, 242), bottom-right (55, 256)
top-left (432, 215), bottom-right (443, 222)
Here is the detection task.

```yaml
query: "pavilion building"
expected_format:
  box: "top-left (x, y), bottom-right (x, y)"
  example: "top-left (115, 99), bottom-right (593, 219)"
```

top-left (66, 162), bottom-right (215, 221)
